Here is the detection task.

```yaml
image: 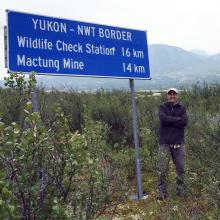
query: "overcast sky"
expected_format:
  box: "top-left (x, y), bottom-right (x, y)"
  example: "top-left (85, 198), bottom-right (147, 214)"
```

top-left (1, 0), bottom-right (220, 78)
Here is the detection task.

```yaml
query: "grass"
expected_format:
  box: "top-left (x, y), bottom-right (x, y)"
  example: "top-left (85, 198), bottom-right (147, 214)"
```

top-left (99, 163), bottom-right (220, 220)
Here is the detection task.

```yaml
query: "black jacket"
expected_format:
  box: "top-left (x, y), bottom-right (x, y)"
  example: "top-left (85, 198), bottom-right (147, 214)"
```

top-left (159, 102), bottom-right (188, 144)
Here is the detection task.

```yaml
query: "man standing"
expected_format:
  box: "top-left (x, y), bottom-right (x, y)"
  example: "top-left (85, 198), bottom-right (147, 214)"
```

top-left (157, 88), bottom-right (188, 200)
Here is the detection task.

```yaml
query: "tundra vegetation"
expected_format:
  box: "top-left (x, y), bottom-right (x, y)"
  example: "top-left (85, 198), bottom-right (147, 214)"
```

top-left (0, 72), bottom-right (219, 219)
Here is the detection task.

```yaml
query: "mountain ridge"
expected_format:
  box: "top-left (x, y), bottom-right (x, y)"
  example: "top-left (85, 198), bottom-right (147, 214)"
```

top-left (190, 49), bottom-right (210, 57)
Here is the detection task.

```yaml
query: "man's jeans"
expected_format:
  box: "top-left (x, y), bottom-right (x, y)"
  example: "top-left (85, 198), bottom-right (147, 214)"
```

top-left (157, 144), bottom-right (185, 196)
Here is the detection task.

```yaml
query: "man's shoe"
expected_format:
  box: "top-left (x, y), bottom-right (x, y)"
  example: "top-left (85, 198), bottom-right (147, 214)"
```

top-left (177, 191), bottom-right (187, 198)
top-left (157, 192), bottom-right (167, 200)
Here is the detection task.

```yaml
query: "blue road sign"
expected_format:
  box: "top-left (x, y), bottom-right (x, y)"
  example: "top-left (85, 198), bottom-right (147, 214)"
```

top-left (7, 10), bottom-right (150, 79)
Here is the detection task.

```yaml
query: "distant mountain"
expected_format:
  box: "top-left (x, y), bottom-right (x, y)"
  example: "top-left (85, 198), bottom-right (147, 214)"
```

top-left (190, 49), bottom-right (210, 57)
top-left (1, 44), bottom-right (220, 91)
top-left (148, 44), bottom-right (220, 88)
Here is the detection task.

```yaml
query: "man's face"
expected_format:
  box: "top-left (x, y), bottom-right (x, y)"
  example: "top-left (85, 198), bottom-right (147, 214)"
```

top-left (167, 91), bottom-right (178, 103)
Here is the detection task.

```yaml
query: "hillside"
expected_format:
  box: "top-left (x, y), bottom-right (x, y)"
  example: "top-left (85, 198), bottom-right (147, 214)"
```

top-left (149, 44), bottom-right (220, 87)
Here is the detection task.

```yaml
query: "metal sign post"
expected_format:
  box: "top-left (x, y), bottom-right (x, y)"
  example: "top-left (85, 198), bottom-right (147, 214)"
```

top-left (4, 26), bottom-right (7, 68)
top-left (28, 75), bottom-right (46, 207)
top-left (129, 79), bottom-right (144, 199)
top-left (31, 87), bottom-right (38, 112)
